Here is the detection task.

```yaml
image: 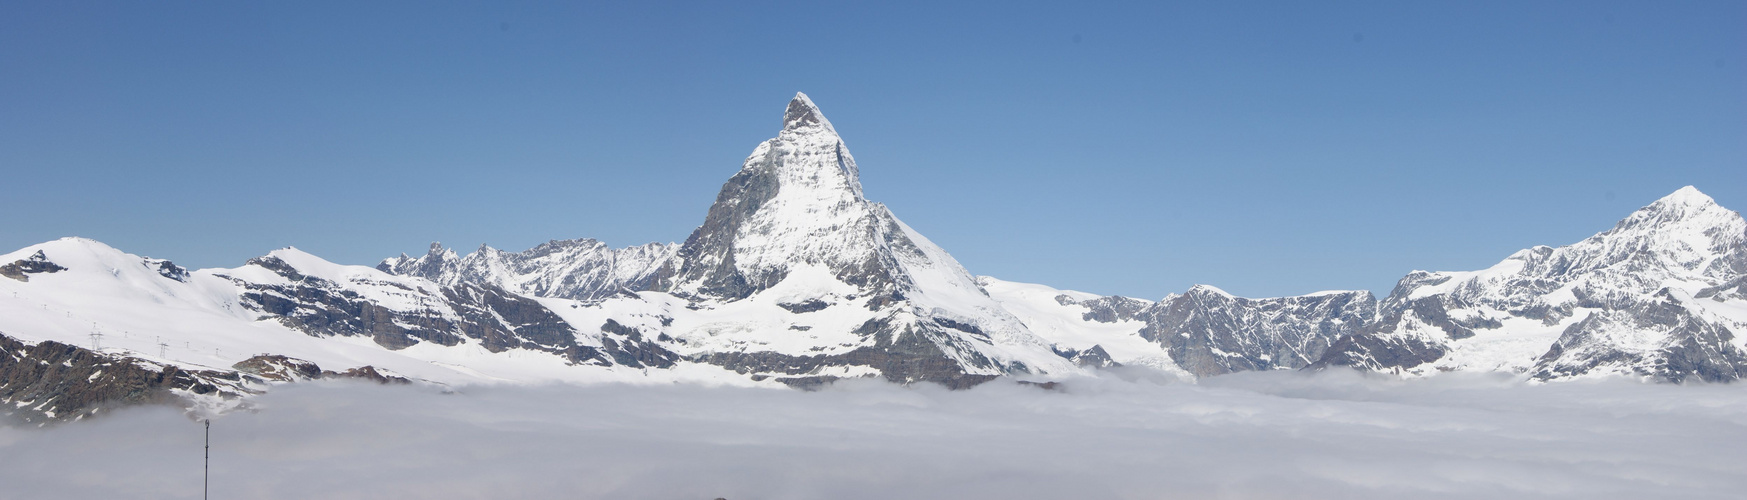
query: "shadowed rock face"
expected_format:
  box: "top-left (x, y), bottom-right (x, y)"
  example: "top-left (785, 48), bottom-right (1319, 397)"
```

top-left (149, 259), bottom-right (190, 282)
top-left (232, 355), bottom-right (413, 385)
top-left (1309, 328), bottom-right (1448, 374)
top-left (1071, 295), bottom-right (1151, 324)
top-left (232, 355), bottom-right (323, 382)
top-left (652, 148), bottom-right (793, 300)
top-left (0, 339), bottom-right (441, 424)
top-left (640, 93), bottom-right (1066, 387)
top-left (1696, 276), bottom-right (1747, 302)
top-left (1530, 290), bottom-right (1747, 383)
top-left (1307, 294), bottom-right (1483, 374)
top-left (234, 255), bottom-right (676, 368)
top-left (1, 251), bottom-right (67, 282)
top-left (1052, 344), bottom-right (1120, 369)
top-left (238, 255), bottom-right (460, 350)
top-left (0, 333), bottom-right (250, 425)
top-left (1136, 287), bottom-right (1374, 377)
top-left (1313, 187), bottom-right (1747, 380)
top-left (380, 239), bottom-right (677, 302)
top-left (598, 320), bottom-right (681, 369)
top-left (647, 93), bottom-right (904, 302)
top-left (689, 317), bottom-right (1002, 390)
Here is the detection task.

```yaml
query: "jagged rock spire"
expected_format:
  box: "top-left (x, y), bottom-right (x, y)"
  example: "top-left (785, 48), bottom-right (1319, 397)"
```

top-left (653, 92), bottom-right (889, 299)
top-left (646, 92), bottom-right (1076, 383)
top-left (783, 92), bottom-right (836, 133)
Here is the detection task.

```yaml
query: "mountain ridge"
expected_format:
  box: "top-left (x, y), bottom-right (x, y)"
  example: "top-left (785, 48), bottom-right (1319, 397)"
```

top-left (2, 95), bottom-right (1742, 424)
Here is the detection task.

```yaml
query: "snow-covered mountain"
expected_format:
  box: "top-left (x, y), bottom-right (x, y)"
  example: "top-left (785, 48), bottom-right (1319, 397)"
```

top-left (0, 236), bottom-right (749, 424)
top-left (2, 92), bottom-right (1743, 424)
top-left (1314, 187), bottom-right (1747, 382)
top-left (636, 93), bottom-right (1075, 387)
top-left (380, 239), bottom-right (677, 302)
top-left (982, 280), bottom-right (1374, 378)
top-left (1139, 286), bottom-right (1375, 377)
top-left (378, 93), bottom-right (1079, 388)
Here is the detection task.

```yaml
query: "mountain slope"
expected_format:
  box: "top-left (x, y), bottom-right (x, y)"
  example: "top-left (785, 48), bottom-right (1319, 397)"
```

top-left (1137, 286), bottom-right (1374, 377)
top-left (0, 238), bottom-right (730, 392)
top-left (3, 95), bottom-right (1744, 422)
top-left (1315, 187), bottom-right (1747, 382)
top-left (983, 278), bottom-right (1373, 378)
top-left (380, 239), bottom-right (677, 302)
top-left (640, 93), bottom-right (1074, 386)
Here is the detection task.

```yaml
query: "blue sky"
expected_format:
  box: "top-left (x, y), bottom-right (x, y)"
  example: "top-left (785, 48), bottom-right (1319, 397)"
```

top-left (1, 1), bottom-right (1741, 299)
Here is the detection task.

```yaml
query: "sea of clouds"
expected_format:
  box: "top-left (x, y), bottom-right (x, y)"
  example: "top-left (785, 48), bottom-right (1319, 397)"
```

top-left (2, 369), bottom-right (1744, 499)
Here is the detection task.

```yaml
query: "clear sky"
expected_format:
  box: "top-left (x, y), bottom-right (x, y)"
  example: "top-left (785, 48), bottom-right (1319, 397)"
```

top-left (1, 1), bottom-right (1742, 300)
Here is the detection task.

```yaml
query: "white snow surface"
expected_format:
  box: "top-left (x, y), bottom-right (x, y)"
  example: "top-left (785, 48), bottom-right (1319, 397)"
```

top-left (1379, 186), bottom-right (1747, 378)
top-left (0, 238), bottom-right (760, 388)
top-left (380, 239), bottom-right (678, 301)
top-left (655, 92), bottom-right (1082, 377)
top-left (977, 277), bottom-right (1188, 377)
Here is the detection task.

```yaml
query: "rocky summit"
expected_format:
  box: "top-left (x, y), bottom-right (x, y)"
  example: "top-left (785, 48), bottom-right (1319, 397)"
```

top-left (1313, 187), bottom-right (1747, 382)
top-left (1, 94), bottom-right (1744, 422)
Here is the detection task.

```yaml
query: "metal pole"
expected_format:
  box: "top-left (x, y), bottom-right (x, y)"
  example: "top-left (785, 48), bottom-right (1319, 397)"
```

top-left (204, 419), bottom-right (210, 500)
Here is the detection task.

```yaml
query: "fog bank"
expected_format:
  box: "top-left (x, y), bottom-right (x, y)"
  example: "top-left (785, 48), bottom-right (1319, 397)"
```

top-left (3, 370), bottom-right (1744, 499)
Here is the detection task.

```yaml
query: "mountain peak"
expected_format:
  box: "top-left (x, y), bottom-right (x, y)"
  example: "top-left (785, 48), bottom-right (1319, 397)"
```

top-left (1655, 185), bottom-right (1717, 208)
top-left (783, 92), bottom-right (836, 134)
top-left (1616, 185), bottom-right (1734, 233)
top-left (1187, 284), bottom-right (1234, 297)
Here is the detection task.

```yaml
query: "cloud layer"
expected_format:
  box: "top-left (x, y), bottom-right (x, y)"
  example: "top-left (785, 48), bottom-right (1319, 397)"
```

top-left (3, 370), bottom-right (1745, 499)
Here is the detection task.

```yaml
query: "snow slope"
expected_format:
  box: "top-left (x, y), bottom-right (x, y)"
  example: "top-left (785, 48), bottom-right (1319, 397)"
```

top-left (0, 238), bottom-right (755, 388)
top-left (381, 239), bottom-right (677, 302)
top-left (1318, 187), bottom-right (1747, 382)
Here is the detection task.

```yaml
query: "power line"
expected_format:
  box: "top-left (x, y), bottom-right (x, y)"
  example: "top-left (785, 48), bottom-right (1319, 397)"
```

top-left (204, 419), bottom-right (211, 500)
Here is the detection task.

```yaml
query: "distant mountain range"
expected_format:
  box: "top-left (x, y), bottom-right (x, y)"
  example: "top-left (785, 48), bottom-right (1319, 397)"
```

top-left (4, 93), bottom-right (1743, 424)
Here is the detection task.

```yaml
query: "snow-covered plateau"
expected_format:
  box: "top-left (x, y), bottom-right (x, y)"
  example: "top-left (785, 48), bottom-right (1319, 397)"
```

top-left (3, 93), bottom-right (1744, 425)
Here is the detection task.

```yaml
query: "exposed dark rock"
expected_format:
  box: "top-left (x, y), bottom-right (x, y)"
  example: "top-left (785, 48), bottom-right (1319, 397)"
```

top-left (649, 147), bottom-right (786, 300)
top-left (864, 291), bottom-right (903, 311)
top-left (932, 317), bottom-right (987, 339)
top-left (1077, 296), bottom-right (1151, 323)
top-left (441, 284), bottom-right (576, 353)
top-left (1530, 290), bottom-right (1747, 383)
top-left (0, 332), bottom-right (248, 424)
top-left (1053, 344), bottom-right (1119, 369)
top-left (689, 317), bottom-right (1004, 389)
top-left (233, 354), bottom-right (419, 385)
top-left (231, 256), bottom-right (660, 367)
top-left (232, 355), bottom-right (322, 382)
top-left (149, 259), bottom-right (190, 282)
top-left (778, 299), bottom-right (829, 313)
top-left (232, 257), bottom-right (466, 350)
top-left (1139, 287), bottom-right (1374, 377)
top-left (1308, 330), bottom-right (1448, 374)
top-left (1696, 276), bottom-right (1747, 301)
top-left (1310, 297), bottom-right (1453, 373)
top-left (379, 240), bottom-right (677, 302)
top-left (1404, 296), bottom-right (1489, 340)
top-left (1, 250), bottom-right (68, 282)
top-left (598, 320), bottom-right (682, 369)
top-left (325, 366), bottom-right (412, 385)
